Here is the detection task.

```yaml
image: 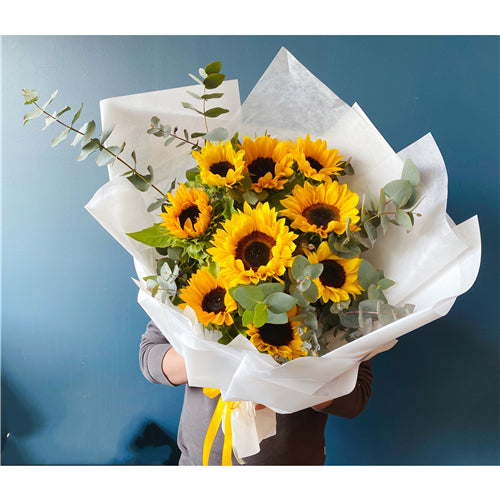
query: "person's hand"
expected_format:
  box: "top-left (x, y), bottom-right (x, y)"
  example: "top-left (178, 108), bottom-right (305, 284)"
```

top-left (161, 347), bottom-right (188, 385)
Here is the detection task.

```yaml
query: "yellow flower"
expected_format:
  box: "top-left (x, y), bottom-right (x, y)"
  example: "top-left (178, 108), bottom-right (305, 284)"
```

top-left (207, 202), bottom-right (297, 287)
top-left (160, 183), bottom-right (212, 238)
top-left (240, 135), bottom-right (294, 192)
top-left (291, 134), bottom-right (343, 182)
top-left (305, 241), bottom-right (363, 303)
top-left (280, 181), bottom-right (360, 238)
top-left (192, 141), bottom-right (246, 187)
top-left (247, 307), bottom-right (306, 360)
top-left (179, 267), bottom-right (237, 326)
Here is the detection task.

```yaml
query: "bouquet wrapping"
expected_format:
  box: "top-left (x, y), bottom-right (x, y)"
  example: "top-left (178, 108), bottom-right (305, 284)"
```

top-left (85, 48), bottom-right (481, 460)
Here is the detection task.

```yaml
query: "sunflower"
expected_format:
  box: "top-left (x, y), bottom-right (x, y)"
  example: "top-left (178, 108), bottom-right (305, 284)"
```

top-left (160, 183), bottom-right (212, 238)
top-left (178, 267), bottom-right (237, 327)
top-left (246, 307), bottom-right (306, 361)
top-left (280, 181), bottom-right (360, 238)
top-left (207, 202), bottom-right (297, 287)
top-left (291, 134), bottom-right (343, 182)
top-left (305, 241), bottom-right (363, 303)
top-left (192, 141), bottom-right (246, 187)
top-left (240, 135), bottom-right (294, 192)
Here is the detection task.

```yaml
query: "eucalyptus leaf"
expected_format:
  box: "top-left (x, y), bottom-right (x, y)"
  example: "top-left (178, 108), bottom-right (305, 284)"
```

top-left (263, 292), bottom-right (297, 314)
top-left (232, 286), bottom-right (265, 311)
top-left (401, 159), bottom-right (420, 187)
top-left (204, 107), bottom-right (229, 118)
top-left (96, 143), bottom-right (125, 167)
top-left (76, 139), bottom-right (99, 161)
top-left (242, 309), bottom-right (254, 327)
top-left (303, 263), bottom-right (323, 280)
top-left (302, 280), bottom-right (319, 302)
top-left (253, 303), bottom-right (268, 328)
top-left (203, 127), bottom-right (229, 142)
top-left (23, 107), bottom-right (43, 125)
top-left (357, 260), bottom-right (381, 290)
top-left (23, 89), bottom-right (40, 105)
top-left (256, 282), bottom-right (284, 296)
top-left (204, 73), bottom-right (225, 89)
top-left (51, 127), bottom-right (70, 147)
top-left (395, 208), bottom-right (413, 232)
top-left (205, 61), bottom-right (222, 74)
top-left (291, 255), bottom-right (309, 281)
top-left (188, 73), bottom-right (204, 85)
top-left (383, 179), bottom-right (413, 208)
top-left (126, 165), bottom-right (154, 192)
top-left (265, 310), bottom-right (289, 325)
top-left (201, 92), bottom-right (224, 100)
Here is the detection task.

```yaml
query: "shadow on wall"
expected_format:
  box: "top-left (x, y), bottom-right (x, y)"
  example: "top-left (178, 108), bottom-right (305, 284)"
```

top-left (1, 377), bottom-right (46, 465)
top-left (119, 420), bottom-right (181, 465)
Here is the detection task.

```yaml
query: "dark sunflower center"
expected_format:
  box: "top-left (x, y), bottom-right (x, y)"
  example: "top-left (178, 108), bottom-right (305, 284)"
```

top-left (235, 231), bottom-right (276, 270)
top-left (258, 322), bottom-right (294, 347)
top-left (210, 161), bottom-right (233, 177)
top-left (178, 205), bottom-right (200, 229)
top-left (201, 286), bottom-right (226, 314)
top-left (306, 156), bottom-right (323, 172)
top-left (247, 157), bottom-right (275, 183)
top-left (303, 204), bottom-right (339, 228)
top-left (319, 259), bottom-right (346, 289)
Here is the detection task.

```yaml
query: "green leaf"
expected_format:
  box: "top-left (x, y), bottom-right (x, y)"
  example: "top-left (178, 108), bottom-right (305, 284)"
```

top-left (242, 191), bottom-right (259, 205)
top-left (204, 73), bottom-right (225, 89)
top-left (376, 278), bottom-right (395, 290)
top-left (205, 61), bottom-right (222, 74)
top-left (203, 127), bottom-right (228, 142)
top-left (363, 221), bottom-right (378, 245)
top-left (51, 128), bottom-right (70, 147)
top-left (302, 280), bottom-right (319, 302)
top-left (357, 260), bottom-right (381, 290)
top-left (303, 263), bottom-right (323, 281)
top-left (188, 73), bottom-right (204, 85)
top-left (253, 302), bottom-right (268, 328)
top-left (127, 165), bottom-right (154, 192)
top-left (22, 89), bottom-right (40, 105)
top-left (127, 223), bottom-right (171, 247)
top-left (383, 179), bottom-right (413, 208)
top-left (377, 188), bottom-right (386, 216)
top-left (265, 310), bottom-right (289, 325)
top-left (70, 102), bottom-right (83, 127)
top-left (401, 159), bottom-right (420, 187)
top-left (256, 282), bottom-right (284, 296)
top-left (232, 286), bottom-right (264, 311)
top-left (291, 255), bottom-right (309, 281)
top-left (367, 284), bottom-right (387, 302)
top-left (242, 309), bottom-right (254, 326)
top-left (204, 107), bottom-right (229, 118)
top-left (42, 105), bottom-right (71, 130)
top-left (395, 208), bottom-right (413, 232)
top-left (76, 139), bottom-right (99, 161)
top-left (264, 292), bottom-right (297, 314)
top-left (100, 124), bottom-right (115, 144)
top-left (23, 107), bottom-right (43, 125)
top-left (181, 101), bottom-right (202, 114)
top-left (83, 121), bottom-right (97, 146)
top-left (96, 143), bottom-right (125, 167)
top-left (201, 92), bottom-right (224, 100)
top-left (185, 90), bottom-right (201, 100)
top-left (71, 120), bottom-right (96, 147)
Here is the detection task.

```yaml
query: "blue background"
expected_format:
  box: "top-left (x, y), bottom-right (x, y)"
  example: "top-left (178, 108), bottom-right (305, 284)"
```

top-left (2, 35), bottom-right (499, 465)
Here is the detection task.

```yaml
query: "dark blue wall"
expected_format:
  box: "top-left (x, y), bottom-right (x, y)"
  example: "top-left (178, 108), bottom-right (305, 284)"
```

top-left (2, 35), bottom-right (499, 465)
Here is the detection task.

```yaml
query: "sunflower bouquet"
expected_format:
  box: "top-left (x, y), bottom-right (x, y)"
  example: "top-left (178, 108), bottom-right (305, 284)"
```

top-left (23, 48), bottom-right (481, 461)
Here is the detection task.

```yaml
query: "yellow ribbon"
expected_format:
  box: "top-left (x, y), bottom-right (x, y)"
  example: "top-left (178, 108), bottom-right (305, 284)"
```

top-left (202, 388), bottom-right (240, 466)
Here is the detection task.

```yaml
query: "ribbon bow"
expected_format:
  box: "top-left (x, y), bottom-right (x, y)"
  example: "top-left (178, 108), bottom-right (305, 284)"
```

top-left (202, 388), bottom-right (240, 466)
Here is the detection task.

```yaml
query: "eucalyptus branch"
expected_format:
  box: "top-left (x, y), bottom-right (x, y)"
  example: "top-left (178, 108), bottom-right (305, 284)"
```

top-left (29, 98), bottom-right (166, 197)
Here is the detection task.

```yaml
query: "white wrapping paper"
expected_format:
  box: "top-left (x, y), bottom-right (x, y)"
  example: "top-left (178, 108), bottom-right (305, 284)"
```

top-left (85, 48), bottom-right (481, 459)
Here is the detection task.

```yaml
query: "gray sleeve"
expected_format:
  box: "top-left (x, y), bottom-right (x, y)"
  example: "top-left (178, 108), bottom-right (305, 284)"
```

top-left (139, 321), bottom-right (175, 386)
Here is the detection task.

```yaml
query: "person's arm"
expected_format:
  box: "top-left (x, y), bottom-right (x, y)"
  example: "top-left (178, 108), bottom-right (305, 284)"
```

top-left (139, 321), bottom-right (187, 386)
top-left (312, 360), bottom-right (374, 418)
